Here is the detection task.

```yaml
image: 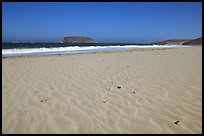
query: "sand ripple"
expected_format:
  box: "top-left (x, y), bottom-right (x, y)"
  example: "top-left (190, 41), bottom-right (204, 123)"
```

top-left (2, 47), bottom-right (202, 133)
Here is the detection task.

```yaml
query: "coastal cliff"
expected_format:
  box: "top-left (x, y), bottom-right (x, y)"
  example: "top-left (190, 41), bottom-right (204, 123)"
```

top-left (58, 36), bottom-right (96, 43)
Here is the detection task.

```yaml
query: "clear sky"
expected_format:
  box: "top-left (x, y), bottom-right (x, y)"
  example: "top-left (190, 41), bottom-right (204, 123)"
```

top-left (2, 2), bottom-right (202, 43)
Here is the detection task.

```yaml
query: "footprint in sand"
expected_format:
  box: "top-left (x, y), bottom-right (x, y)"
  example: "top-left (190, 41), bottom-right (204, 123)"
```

top-left (103, 100), bottom-right (108, 103)
top-left (40, 98), bottom-right (52, 103)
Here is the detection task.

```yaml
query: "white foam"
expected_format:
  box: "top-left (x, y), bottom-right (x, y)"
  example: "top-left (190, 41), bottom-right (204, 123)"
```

top-left (2, 45), bottom-right (193, 57)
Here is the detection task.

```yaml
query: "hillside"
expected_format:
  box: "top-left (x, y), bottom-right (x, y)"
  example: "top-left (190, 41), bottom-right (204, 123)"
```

top-left (182, 37), bottom-right (202, 45)
top-left (152, 37), bottom-right (202, 45)
top-left (152, 39), bottom-right (189, 45)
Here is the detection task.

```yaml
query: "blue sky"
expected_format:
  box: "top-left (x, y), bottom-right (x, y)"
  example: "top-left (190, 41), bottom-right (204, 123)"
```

top-left (2, 2), bottom-right (202, 43)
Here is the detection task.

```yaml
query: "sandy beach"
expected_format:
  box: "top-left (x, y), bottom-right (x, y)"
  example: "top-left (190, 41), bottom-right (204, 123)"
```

top-left (2, 47), bottom-right (202, 134)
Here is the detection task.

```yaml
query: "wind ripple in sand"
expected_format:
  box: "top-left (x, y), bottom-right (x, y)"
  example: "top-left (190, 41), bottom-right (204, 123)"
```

top-left (2, 47), bottom-right (202, 133)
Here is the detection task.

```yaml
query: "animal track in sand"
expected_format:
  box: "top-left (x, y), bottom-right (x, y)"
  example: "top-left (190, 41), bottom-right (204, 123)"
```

top-left (103, 100), bottom-right (108, 103)
top-left (40, 98), bottom-right (52, 103)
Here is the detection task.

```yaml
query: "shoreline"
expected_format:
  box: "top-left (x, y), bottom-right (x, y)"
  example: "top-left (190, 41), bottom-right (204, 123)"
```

top-left (1, 47), bottom-right (166, 59)
top-left (2, 44), bottom-right (199, 59)
top-left (2, 45), bottom-right (198, 60)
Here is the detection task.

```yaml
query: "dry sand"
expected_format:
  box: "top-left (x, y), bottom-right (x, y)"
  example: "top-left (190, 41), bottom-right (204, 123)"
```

top-left (2, 47), bottom-right (202, 134)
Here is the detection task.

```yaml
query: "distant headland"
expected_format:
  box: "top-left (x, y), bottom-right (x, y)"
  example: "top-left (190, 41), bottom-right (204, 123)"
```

top-left (152, 37), bottom-right (202, 45)
top-left (182, 37), bottom-right (202, 45)
top-left (58, 36), bottom-right (96, 43)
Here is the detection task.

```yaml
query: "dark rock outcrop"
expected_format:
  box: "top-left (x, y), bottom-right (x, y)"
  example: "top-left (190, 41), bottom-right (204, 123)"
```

top-left (58, 36), bottom-right (96, 43)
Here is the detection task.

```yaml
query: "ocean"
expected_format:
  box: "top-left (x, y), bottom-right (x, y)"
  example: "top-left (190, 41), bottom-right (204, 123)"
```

top-left (2, 43), bottom-right (192, 58)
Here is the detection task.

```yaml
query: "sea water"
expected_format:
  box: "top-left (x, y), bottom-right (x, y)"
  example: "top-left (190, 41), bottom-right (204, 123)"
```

top-left (2, 43), bottom-right (193, 58)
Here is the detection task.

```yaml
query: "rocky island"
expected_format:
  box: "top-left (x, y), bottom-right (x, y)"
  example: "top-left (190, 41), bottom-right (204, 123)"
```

top-left (58, 36), bottom-right (96, 43)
